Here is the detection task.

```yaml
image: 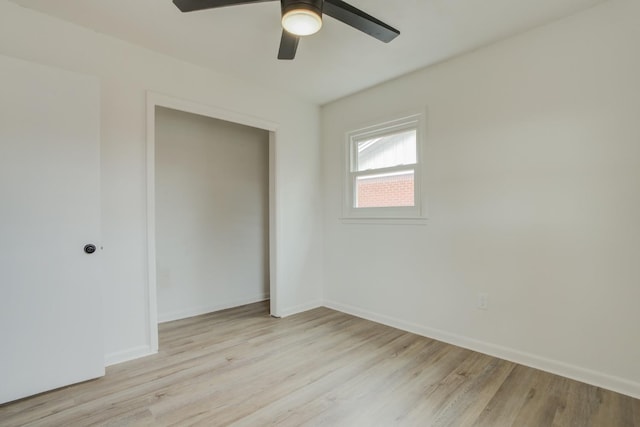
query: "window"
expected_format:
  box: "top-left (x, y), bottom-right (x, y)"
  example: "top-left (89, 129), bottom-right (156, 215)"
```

top-left (344, 113), bottom-right (426, 222)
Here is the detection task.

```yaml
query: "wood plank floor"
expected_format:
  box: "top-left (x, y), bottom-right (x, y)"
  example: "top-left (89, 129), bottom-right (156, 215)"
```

top-left (1, 302), bottom-right (639, 426)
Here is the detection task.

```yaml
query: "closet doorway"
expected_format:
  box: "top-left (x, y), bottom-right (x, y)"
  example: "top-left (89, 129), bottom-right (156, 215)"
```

top-left (146, 93), bottom-right (279, 351)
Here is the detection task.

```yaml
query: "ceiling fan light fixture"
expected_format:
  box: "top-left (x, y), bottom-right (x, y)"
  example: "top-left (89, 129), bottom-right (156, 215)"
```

top-left (281, 0), bottom-right (323, 36)
top-left (282, 9), bottom-right (322, 36)
top-left (174, 0), bottom-right (400, 60)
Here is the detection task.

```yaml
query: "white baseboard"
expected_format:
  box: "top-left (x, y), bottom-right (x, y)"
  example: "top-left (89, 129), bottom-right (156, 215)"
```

top-left (323, 300), bottom-right (640, 400)
top-left (158, 294), bottom-right (270, 323)
top-left (276, 299), bottom-right (323, 318)
top-left (104, 345), bottom-right (155, 367)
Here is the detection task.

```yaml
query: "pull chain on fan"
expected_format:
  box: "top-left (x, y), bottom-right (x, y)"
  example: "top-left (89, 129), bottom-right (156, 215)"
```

top-left (172, 0), bottom-right (400, 60)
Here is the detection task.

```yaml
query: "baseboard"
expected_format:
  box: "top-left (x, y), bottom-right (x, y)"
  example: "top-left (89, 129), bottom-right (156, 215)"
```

top-left (276, 299), bottom-right (323, 318)
top-left (158, 294), bottom-right (270, 323)
top-left (323, 300), bottom-right (640, 400)
top-left (104, 345), bottom-right (155, 367)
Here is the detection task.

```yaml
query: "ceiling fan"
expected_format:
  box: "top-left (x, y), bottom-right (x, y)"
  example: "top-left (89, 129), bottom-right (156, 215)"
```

top-left (173, 0), bottom-right (400, 60)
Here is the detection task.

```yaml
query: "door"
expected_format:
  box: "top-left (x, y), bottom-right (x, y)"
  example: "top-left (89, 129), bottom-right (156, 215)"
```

top-left (0, 54), bottom-right (104, 404)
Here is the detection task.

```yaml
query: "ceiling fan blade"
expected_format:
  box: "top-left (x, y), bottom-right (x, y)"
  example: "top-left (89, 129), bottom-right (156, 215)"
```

top-left (173, 0), bottom-right (276, 13)
top-left (323, 0), bottom-right (400, 43)
top-left (278, 31), bottom-right (300, 60)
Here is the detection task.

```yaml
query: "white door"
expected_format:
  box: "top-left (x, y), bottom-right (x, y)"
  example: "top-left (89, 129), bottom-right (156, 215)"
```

top-left (0, 55), bottom-right (104, 404)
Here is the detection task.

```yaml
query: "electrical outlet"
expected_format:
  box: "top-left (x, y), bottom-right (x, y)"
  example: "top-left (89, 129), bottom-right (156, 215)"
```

top-left (477, 292), bottom-right (488, 310)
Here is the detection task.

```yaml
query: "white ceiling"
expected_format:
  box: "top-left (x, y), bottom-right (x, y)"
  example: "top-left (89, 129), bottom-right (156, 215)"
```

top-left (9, 0), bottom-right (606, 104)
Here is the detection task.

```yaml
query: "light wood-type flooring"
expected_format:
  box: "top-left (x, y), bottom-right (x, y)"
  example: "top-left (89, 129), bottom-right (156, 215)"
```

top-left (1, 301), bottom-right (639, 426)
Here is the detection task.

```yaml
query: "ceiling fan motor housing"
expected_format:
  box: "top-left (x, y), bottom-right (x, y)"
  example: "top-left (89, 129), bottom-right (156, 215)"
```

top-left (281, 0), bottom-right (324, 19)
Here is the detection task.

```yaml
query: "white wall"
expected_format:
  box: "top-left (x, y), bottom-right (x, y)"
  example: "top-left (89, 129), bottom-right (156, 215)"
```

top-left (322, 0), bottom-right (640, 398)
top-left (155, 107), bottom-right (269, 322)
top-left (0, 0), bottom-right (323, 365)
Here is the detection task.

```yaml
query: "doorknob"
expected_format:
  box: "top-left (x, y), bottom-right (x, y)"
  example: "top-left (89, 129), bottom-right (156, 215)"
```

top-left (84, 244), bottom-right (97, 254)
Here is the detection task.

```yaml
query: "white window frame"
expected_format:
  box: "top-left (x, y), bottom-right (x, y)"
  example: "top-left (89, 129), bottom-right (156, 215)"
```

top-left (342, 111), bottom-right (427, 223)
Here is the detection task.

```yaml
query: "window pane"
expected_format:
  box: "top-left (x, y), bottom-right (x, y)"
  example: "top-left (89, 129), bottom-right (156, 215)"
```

top-left (355, 170), bottom-right (415, 208)
top-left (355, 129), bottom-right (416, 171)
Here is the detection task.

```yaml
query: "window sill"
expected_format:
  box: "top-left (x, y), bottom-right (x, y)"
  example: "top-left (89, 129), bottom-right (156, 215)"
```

top-left (340, 217), bottom-right (428, 225)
